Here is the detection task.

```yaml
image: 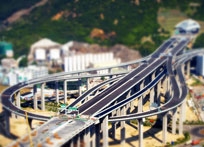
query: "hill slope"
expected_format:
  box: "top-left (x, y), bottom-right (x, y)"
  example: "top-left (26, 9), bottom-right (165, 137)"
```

top-left (0, 0), bottom-right (204, 58)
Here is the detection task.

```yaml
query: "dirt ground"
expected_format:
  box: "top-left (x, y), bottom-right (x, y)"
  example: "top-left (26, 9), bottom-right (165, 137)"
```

top-left (0, 77), bottom-right (200, 147)
top-left (0, 97), bottom-right (199, 147)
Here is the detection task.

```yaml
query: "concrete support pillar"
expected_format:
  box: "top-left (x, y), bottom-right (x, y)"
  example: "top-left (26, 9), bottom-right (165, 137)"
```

top-left (162, 78), bottom-right (167, 95)
top-left (186, 61), bottom-right (190, 78)
top-left (69, 139), bottom-right (74, 147)
top-left (85, 127), bottom-right (91, 147)
top-left (74, 134), bottom-right (80, 147)
top-left (55, 82), bottom-right (59, 103)
top-left (112, 109), bottom-right (116, 116)
top-left (95, 123), bottom-right (101, 147)
top-left (162, 113), bottom-right (168, 144)
top-left (91, 125), bottom-right (96, 147)
top-left (152, 71), bottom-right (156, 80)
top-left (16, 91), bottom-right (21, 108)
top-left (130, 101), bottom-right (134, 112)
top-left (102, 115), bottom-right (109, 147)
top-left (78, 79), bottom-right (82, 96)
top-left (150, 88), bottom-right (155, 105)
top-left (41, 83), bottom-right (45, 111)
top-left (165, 76), bottom-right (170, 100)
top-left (172, 109), bottom-right (177, 135)
top-left (120, 106), bottom-right (126, 146)
top-left (138, 118), bottom-right (143, 147)
top-left (86, 78), bottom-right (91, 90)
top-left (117, 108), bottom-right (120, 116)
top-left (80, 131), bottom-right (85, 147)
top-left (181, 64), bottom-right (185, 75)
top-left (108, 68), bottom-right (111, 74)
top-left (3, 109), bottom-right (11, 137)
top-left (126, 65), bottom-right (131, 71)
top-left (111, 122), bottom-right (116, 139)
top-left (33, 85), bottom-right (38, 110)
top-left (138, 96), bottom-right (143, 113)
top-left (156, 81), bottom-right (161, 106)
top-left (138, 81), bottom-right (144, 112)
top-left (179, 104), bottom-right (184, 135)
top-left (64, 80), bottom-right (67, 104)
top-left (182, 99), bottom-right (186, 122)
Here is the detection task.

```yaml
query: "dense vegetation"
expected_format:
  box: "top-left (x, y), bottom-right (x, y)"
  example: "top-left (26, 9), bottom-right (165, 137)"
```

top-left (0, 0), bottom-right (204, 58)
top-left (0, 0), bottom-right (40, 22)
top-left (193, 33), bottom-right (204, 48)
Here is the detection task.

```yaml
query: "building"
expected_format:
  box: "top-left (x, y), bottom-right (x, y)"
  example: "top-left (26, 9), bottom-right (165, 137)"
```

top-left (0, 65), bottom-right (48, 86)
top-left (1, 58), bottom-right (18, 70)
top-left (175, 19), bottom-right (200, 35)
top-left (28, 38), bottom-right (62, 65)
top-left (196, 55), bottom-right (204, 76)
top-left (64, 52), bottom-right (121, 74)
top-left (0, 41), bottom-right (13, 57)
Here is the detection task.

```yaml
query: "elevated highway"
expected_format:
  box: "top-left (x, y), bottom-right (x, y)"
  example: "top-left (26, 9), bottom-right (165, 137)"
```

top-left (2, 36), bottom-right (204, 147)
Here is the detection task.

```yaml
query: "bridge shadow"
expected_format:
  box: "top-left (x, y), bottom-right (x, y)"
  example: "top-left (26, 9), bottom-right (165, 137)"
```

top-left (108, 118), bottom-right (166, 146)
top-left (0, 112), bottom-right (18, 139)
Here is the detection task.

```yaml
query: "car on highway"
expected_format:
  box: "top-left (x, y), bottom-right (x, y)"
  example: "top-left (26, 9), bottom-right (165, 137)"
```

top-left (20, 92), bottom-right (33, 100)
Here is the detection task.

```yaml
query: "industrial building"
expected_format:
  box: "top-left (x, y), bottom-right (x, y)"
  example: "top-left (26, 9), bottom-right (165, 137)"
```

top-left (64, 52), bottom-right (121, 74)
top-left (0, 41), bottom-right (13, 57)
top-left (175, 19), bottom-right (200, 35)
top-left (28, 38), bottom-right (121, 73)
top-left (28, 38), bottom-right (62, 65)
top-left (0, 65), bottom-right (48, 86)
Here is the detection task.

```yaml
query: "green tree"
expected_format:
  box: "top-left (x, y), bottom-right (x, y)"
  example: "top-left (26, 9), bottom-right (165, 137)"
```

top-left (193, 33), bottom-right (204, 48)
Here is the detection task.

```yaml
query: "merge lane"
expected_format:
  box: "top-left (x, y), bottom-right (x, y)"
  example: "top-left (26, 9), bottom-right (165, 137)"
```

top-left (151, 37), bottom-right (177, 58)
top-left (1, 83), bottom-right (50, 120)
top-left (78, 37), bottom-right (175, 114)
top-left (79, 38), bottom-right (176, 115)
top-left (78, 63), bottom-right (148, 112)
top-left (81, 58), bottom-right (167, 115)
top-left (69, 75), bottom-right (122, 107)
top-left (109, 39), bottom-right (190, 121)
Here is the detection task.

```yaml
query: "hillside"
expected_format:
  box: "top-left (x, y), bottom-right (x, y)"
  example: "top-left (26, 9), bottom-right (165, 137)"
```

top-left (0, 0), bottom-right (204, 59)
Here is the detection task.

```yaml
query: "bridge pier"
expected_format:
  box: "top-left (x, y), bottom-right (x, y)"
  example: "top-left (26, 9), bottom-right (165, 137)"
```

top-left (41, 83), bottom-right (45, 111)
top-left (95, 123), bottom-right (101, 147)
top-left (86, 78), bottom-right (91, 90)
top-left (102, 115), bottom-right (109, 147)
top-left (138, 118), bottom-right (143, 147)
top-left (55, 81), bottom-right (59, 103)
top-left (156, 81), bottom-right (161, 106)
top-left (85, 127), bottom-right (91, 147)
top-left (186, 61), bottom-right (191, 78)
top-left (162, 113), bottom-right (168, 144)
top-left (138, 81), bottom-right (144, 112)
top-left (91, 125), bottom-right (96, 147)
top-left (120, 106), bottom-right (126, 146)
top-left (64, 80), bottom-right (67, 104)
top-left (125, 65), bottom-right (131, 71)
top-left (16, 91), bottom-right (21, 109)
top-left (108, 68), bottom-right (112, 74)
top-left (78, 79), bottom-right (82, 96)
top-left (33, 85), bottom-right (38, 110)
top-left (111, 122), bottom-right (116, 139)
top-left (172, 109), bottom-right (177, 134)
top-left (182, 99), bottom-right (186, 122)
top-left (150, 88), bottom-right (155, 106)
top-left (179, 102), bottom-right (185, 135)
top-left (164, 76), bottom-right (171, 101)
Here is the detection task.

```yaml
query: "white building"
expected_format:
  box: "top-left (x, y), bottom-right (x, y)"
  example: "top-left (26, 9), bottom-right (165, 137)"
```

top-left (28, 38), bottom-right (61, 65)
top-left (0, 65), bottom-right (48, 86)
top-left (64, 52), bottom-right (121, 74)
top-left (175, 19), bottom-right (200, 35)
top-left (196, 55), bottom-right (204, 76)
